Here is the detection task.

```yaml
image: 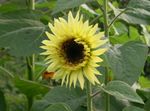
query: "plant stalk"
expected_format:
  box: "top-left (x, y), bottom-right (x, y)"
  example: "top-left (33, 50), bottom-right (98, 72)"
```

top-left (27, 0), bottom-right (35, 10)
top-left (26, 55), bottom-right (35, 111)
top-left (104, 0), bottom-right (109, 38)
top-left (26, 0), bottom-right (35, 110)
top-left (86, 81), bottom-right (93, 111)
top-left (103, 0), bottom-right (110, 111)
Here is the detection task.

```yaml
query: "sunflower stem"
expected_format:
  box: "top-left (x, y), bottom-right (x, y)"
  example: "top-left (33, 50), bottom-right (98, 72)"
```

top-left (26, 55), bottom-right (35, 111)
top-left (26, 0), bottom-right (35, 110)
top-left (104, 0), bottom-right (109, 38)
top-left (27, 0), bottom-right (35, 10)
top-left (86, 81), bottom-right (93, 111)
top-left (103, 0), bottom-right (110, 111)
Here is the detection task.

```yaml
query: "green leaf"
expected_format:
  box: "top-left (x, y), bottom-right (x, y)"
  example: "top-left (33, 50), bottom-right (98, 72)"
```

top-left (101, 81), bottom-right (144, 104)
top-left (139, 76), bottom-right (150, 88)
top-left (0, 90), bottom-right (7, 111)
top-left (0, 0), bottom-right (27, 13)
top-left (44, 103), bottom-right (72, 111)
top-left (0, 10), bottom-right (46, 56)
top-left (144, 98), bottom-right (150, 111)
top-left (52, 0), bottom-right (92, 14)
top-left (14, 77), bottom-right (50, 97)
top-left (110, 26), bottom-right (143, 44)
top-left (43, 86), bottom-right (86, 111)
top-left (35, 0), bottom-right (56, 10)
top-left (141, 25), bottom-right (150, 46)
top-left (94, 92), bottom-right (127, 111)
top-left (31, 100), bottom-right (50, 111)
top-left (137, 88), bottom-right (150, 100)
top-left (110, 0), bottom-right (150, 25)
top-left (105, 41), bottom-right (148, 85)
top-left (123, 106), bottom-right (145, 111)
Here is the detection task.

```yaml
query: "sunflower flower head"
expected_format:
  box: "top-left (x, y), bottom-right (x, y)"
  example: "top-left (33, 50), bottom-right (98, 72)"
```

top-left (41, 11), bottom-right (107, 89)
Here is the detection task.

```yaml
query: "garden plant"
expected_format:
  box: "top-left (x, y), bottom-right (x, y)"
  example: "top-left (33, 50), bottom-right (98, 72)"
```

top-left (0, 0), bottom-right (150, 111)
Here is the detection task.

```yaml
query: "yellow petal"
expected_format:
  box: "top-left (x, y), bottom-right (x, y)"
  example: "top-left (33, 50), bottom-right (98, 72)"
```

top-left (78, 70), bottom-right (85, 89)
top-left (92, 48), bottom-right (107, 55)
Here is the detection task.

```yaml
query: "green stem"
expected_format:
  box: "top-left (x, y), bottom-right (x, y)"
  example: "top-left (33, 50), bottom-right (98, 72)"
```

top-left (86, 81), bottom-right (93, 111)
top-left (27, 0), bottom-right (35, 10)
top-left (26, 0), bottom-right (35, 110)
top-left (26, 55), bottom-right (35, 111)
top-left (26, 55), bottom-right (35, 81)
top-left (103, 0), bottom-right (110, 111)
top-left (108, 9), bottom-right (128, 28)
top-left (104, 0), bottom-right (109, 38)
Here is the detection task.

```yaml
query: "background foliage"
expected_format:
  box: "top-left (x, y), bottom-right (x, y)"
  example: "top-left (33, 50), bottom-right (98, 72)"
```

top-left (0, 0), bottom-right (150, 111)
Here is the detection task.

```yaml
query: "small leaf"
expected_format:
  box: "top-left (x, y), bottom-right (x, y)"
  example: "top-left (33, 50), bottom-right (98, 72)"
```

top-left (123, 106), bottom-right (145, 111)
top-left (44, 103), bottom-right (72, 111)
top-left (101, 81), bottom-right (144, 104)
top-left (14, 77), bottom-right (50, 97)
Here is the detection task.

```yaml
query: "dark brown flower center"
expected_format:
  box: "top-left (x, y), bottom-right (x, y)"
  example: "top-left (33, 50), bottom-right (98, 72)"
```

top-left (62, 38), bottom-right (85, 64)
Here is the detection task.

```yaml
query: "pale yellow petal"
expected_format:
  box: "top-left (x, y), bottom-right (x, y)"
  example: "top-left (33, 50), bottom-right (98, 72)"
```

top-left (92, 48), bottom-right (107, 56)
top-left (78, 70), bottom-right (85, 89)
top-left (69, 71), bottom-right (78, 87)
top-left (91, 56), bottom-right (103, 63)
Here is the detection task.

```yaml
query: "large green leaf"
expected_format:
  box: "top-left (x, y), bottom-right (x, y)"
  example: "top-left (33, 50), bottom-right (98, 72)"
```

top-left (52, 0), bottom-right (93, 14)
top-left (44, 103), bottom-right (72, 111)
top-left (105, 41), bottom-right (148, 85)
top-left (31, 100), bottom-right (50, 111)
top-left (101, 81), bottom-right (144, 104)
top-left (0, 10), bottom-right (46, 56)
top-left (94, 92), bottom-right (127, 111)
top-left (110, 0), bottom-right (150, 25)
top-left (0, 90), bottom-right (7, 111)
top-left (43, 86), bottom-right (86, 111)
top-left (123, 106), bottom-right (145, 111)
top-left (14, 77), bottom-right (50, 97)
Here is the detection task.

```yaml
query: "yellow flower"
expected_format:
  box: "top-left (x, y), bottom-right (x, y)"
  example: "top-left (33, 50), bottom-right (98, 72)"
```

top-left (41, 11), bottom-right (107, 89)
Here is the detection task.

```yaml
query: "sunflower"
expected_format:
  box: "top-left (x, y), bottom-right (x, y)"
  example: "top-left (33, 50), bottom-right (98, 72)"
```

top-left (41, 11), bottom-right (107, 89)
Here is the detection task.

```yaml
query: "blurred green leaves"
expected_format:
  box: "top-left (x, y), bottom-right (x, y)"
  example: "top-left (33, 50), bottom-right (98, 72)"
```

top-left (52, 0), bottom-right (92, 14)
top-left (111, 0), bottom-right (150, 25)
top-left (0, 10), bottom-right (46, 56)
